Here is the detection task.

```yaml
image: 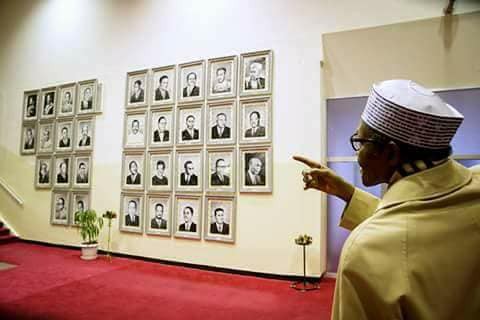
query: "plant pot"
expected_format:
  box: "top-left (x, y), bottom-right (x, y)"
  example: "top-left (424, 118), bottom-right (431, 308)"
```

top-left (80, 243), bottom-right (99, 260)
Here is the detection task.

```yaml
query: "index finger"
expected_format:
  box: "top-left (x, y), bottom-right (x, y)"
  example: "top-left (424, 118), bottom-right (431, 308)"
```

top-left (292, 155), bottom-right (323, 168)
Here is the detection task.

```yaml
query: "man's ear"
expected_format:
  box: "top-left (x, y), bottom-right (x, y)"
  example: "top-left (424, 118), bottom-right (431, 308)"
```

top-left (386, 141), bottom-right (401, 166)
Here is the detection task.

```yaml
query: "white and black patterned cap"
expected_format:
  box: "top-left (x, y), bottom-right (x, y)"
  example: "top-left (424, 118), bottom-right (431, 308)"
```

top-left (361, 79), bottom-right (463, 149)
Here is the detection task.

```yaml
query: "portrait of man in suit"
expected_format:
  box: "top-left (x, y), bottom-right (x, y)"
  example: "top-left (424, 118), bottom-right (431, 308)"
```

top-left (26, 95), bottom-right (37, 118)
top-left (181, 115), bottom-right (199, 141)
top-left (130, 79), bottom-right (145, 103)
top-left (245, 156), bottom-right (265, 186)
top-left (179, 206), bottom-right (196, 232)
top-left (182, 72), bottom-right (200, 98)
top-left (153, 116), bottom-right (169, 143)
top-left (38, 161), bottom-right (50, 184)
top-left (76, 162), bottom-right (89, 184)
top-left (127, 118), bottom-right (144, 146)
top-left (80, 87), bottom-right (93, 111)
top-left (78, 124), bottom-right (91, 147)
top-left (212, 67), bottom-right (231, 94)
top-left (180, 160), bottom-right (198, 186)
top-left (43, 92), bottom-right (55, 115)
top-left (211, 158), bottom-right (230, 186)
top-left (245, 111), bottom-right (266, 138)
top-left (210, 208), bottom-right (230, 235)
top-left (74, 199), bottom-right (85, 224)
top-left (59, 127), bottom-right (71, 148)
top-left (24, 128), bottom-right (35, 150)
top-left (55, 196), bottom-right (67, 220)
top-left (151, 203), bottom-right (167, 230)
top-left (125, 200), bottom-right (140, 227)
top-left (155, 75), bottom-right (170, 101)
top-left (61, 91), bottom-right (73, 114)
top-left (57, 160), bottom-right (69, 184)
top-left (245, 59), bottom-right (266, 90)
top-left (152, 160), bottom-right (168, 186)
top-left (126, 160), bottom-right (141, 185)
top-left (40, 126), bottom-right (52, 150)
top-left (211, 113), bottom-right (231, 139)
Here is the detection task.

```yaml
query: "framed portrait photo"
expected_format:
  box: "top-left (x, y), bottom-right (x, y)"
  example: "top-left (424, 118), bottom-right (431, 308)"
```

top-left (176, 104), bottom-right (203, 146)
top-left (147, 151), bottom-right (172, 192)
top-left (77, 79), bottom-right (98, 115)
top-left (173, 194), bottom-right (202, 240)
top-left (206, 100), bottom-right (236, 146)
top-left (55, 120), bottom-right (74, 153)
top-left (149, 109), bottom-right (173, 148)
top-left (239, 97), bottom-right (272, 145)
top-left (35, 156), bottom-right (53, 189)
top-left (145, 194), bottom-right (172, 236)
top-left (73, 155), bottom-right (92, 189)
top-left (124, 111), bottom-right (147, 149)
top-left (37, 122), bottom-right (55, 154)
top-left (204, 195), bottom-right (236, 243)
top-left (40, 87), bottom-right (57, 120)
top-left (23, 90), bottom-right (39, 121)
top-left (119, 193), bottom-right (144, 233)
top-left (57, 83), bottom-right (76, 118)
top-left (177, 60), bottom-right (205, 104)
top-left (207, 55), bottom-right (237, 100)
top-left (51, 190), bottom-right (70, 225)
top-left (75, 118), bottom-right (95, 152)
top-left (151, 65), bottom-right (176, 106)
top-left (54, 156), bottom-right (72, 188)
top-left (175, 149), bottom-right (203, 193)
top-left (205, 148), bottom-right (236, 193)
top-left (70, 192), bottom-right (90, 227)
top-left (239, 50), bottom-right (273, 97)
top-left (240, 146), bottom-right (273, 193)
top-left (122, 152), bottom-right (145, 191)
top-left (126, 69), bottom-right (148, 108)
top-left (20, 123), bottom-right (37, 155)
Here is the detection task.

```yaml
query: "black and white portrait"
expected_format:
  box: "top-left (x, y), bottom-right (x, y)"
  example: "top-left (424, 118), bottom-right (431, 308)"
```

top-left (176, 151), bottom-right (202, 193)
top-left (146, 195), bottom-right (171, 236)
top-left (206, 149), bottom-right (235, 192)
top-left (177, 105), bottom-right (203, 146)
top-left (73, 156), bottom-right (91, 188)
top-left (54, 156), bottom-right (71, 188)
top-left (150, 110), bottom-right (173, 148)
top-left (207, 101), bottom-right (235, 145)
top-left (77, 80), bottom-right (96, 115)
top-left (240, 147), bottom-right (272, 193)
top-left (178, 60), bottom-right (204, 103)
top-left (38, 122), bottom-right (54, 154)
top-left (240, 98), bottom-right (271, 144)
top-left (71, 192), bottom-right (90, 226)
top-left (152, 66), bottom-right (175, 105)
top-left (205, 196), bottom-right (236, 243)
top-left (126, 70), bottom-right (148, 107)
top-left (240, 50), bottom-right (273, 97)
top-left (21, 124), bottom-right (36, 155)
top-left (41, 89), bottom-right (56, 119)
top-left (51, 191), bottom-right (70, 225)
top-left (174, 195), bottom-right (202, 239)
top-left (124, 112), bottom-right (146, 148)
top-left (148, 152), bottom-right (172, 192)
top-left (120, 194), bottom-right (144, 232)
top-left (35, 157), bottom-right (52, 189)
top-left (23, 91), bottom-right (38, 121)
top-left (55, 121), bottom-right (74, 153)
top-left (75, 118), bottom-right (94, 151)
top-left (207, 56), bottom-right (237, 99)
top-left (122, 153), bottom-right (144, 190)
top-left (58, 84), bottom-right (76, 117)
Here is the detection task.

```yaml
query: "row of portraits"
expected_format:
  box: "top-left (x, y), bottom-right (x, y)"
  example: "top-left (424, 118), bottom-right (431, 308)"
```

top-left (22, 79), bottom-right (100, 122)
top-left (51, 190), bottom-right (90, 226)
top-left (122, 146), bottom-right (272, 194)
top-left (124, 98), bottom-right (271, 149)
top-left (35, 155), bottom-right (92, 189)
top-left (126, 50), bottom-right (273, 107)
top-left (20, 117), bottom-right (95, 155)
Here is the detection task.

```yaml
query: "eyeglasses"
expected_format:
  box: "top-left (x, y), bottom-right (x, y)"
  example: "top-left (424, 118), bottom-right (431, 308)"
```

top-left (350, 133), bottom-right (384, 151)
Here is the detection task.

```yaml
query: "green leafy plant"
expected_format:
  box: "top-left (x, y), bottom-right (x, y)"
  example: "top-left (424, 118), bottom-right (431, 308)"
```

top-left (75, 209), bottom-right (104, 244)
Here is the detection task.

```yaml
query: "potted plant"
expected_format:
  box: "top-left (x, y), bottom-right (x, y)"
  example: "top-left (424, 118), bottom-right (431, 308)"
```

top-left (75, 209), bottom-right (104, 260)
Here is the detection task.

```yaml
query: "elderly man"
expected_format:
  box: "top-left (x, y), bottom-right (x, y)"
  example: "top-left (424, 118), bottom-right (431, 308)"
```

top-left (295, 79), bottom-right (480, 320)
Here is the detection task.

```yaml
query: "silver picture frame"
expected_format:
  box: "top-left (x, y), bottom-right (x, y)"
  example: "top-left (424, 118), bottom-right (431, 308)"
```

top-left (124, 110), bottom-right (147, 149)
top-left (51, 190), bottom-right (70, 225)
top-left (147, 151), bottom-right (173, 193)
top-left (126, 69), bottom-right (148, 108)
top-left (57, 82), bottom-right (76, 118)
top-left (74, 117), bottom-right (95, 152)
top-left (173, 194), bottom-right (202, 240)
top-left (53, 156), bottom-right (72, 189)
top-left (176, 104), bottom-right (204, 147)
top-left (72, 155), bottom-right (92, 189)
top-left (40, 86), bottom-right (57, 120)
top-left (35, 156), bottom-right (53, 189)
top-left (37, 121), bottom-right (55, 154)
top-left (204, 195), bottom-right (236, 243)
top-left (239, 49), bottom-right (273, 97)
top-left (239, 146), bottom-right (273, 193)
top-left (23, 89), bottom-right (39, 122)
top-left (177, 60), bottom-right (205, 104)
top-left (207, 55), bottom-right (238, 100)
top-left (20, 122), bottom-right (37, 155)
top-left (77, 79), bottom-right (98, 115)
top-left (121, 152), bottom-right (145, 191)
top-left (70, 191), bottom-right (90, 227)
top-left (239, 97), bottom-right (272, 145)
top-left (145, 193), bottom-right (172, 237)
top-left (206, 100), bottom-right (236, 146)
top-left (55, 119), bottom-right (74, 153)
top-left (205, 148), bottom-right (236, 193)
top-left (149, 108), bottom-right (174, 149)
top-left (151, 65), bottom-right (176, 107)
top-left (175, 149), bottom-right (203, 193)
top-left (119, 193), bottom-right (144, 233)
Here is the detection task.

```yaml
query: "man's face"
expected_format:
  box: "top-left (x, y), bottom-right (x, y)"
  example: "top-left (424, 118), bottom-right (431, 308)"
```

top-left (160, 77), bottom-right (168, 90)
top-left (60, 162), bottom-right (67, 174)
top-left (43, 129), bottom-right (50, 140)
top-left (215, 210), bottom-right (225, 224)
top-left (158, 118), bottom-right (167, 130)
top-left (216, 160), bottom-right (226, 176)
top-left (216, 114), bottom-right (226, 128)
top-left (132, 121), bottom-right (139, 134)
top-left (64, 92), bottom-right (71, 102)
top-left (186, 116), bottom-right (195, 129)
top-left (84, 88), bottom-right (91, 100)
top-left (79, 164), bottom-right (87, 176)
top-left (155, 205), bottom-right (164, 219)
top-left (187, 73), bottom-right (196, 86)
top-left (40, 163), bottom-right (48, 174)
top-left (130, 162), bottom-right (138, 174)
top-left (28, 97), bottom-right (34, 105)
top-left (183, 208), bottom-right (192, 223)
top-left (250, 113), bottom-right (259, 128)
top-left (185, 163), bottom-right (194, 175)
top-left (56, 198), bottom-right (64, 211)
top-left (77, 201), bottom-right (84, 212)
top-left (46, 94), bottom-right (52, 104)
top-left (249, 158), bottom-right (262, 175)
top-left (82, 126), bottom-right (88, 137)
top-left (157, 164), bottom-right (165, 176)
top-left (26, 129), bottom-right (33, 139)
top-left (62, 128), bottom-right (68, 139)
top-left (134, 82), bottom-right (140, 92)
top-left (249, 63), bottom-right (261, 78)
top-left (216, 69), bottom-right (226, 83)
top-left (128, 201), bottom-right (137, 215)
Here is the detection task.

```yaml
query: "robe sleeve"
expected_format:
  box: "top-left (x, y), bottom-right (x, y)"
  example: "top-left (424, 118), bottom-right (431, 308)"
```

top-left (339, 188), bottom-right (380, 230)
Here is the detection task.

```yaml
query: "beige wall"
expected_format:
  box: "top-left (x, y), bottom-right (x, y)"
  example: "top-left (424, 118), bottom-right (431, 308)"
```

top-left (1, 0), bottom-right (479, 276)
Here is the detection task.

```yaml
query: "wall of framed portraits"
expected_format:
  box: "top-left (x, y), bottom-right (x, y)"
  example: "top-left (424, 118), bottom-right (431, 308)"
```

top-left (1, 1), bottom-right (479, 277)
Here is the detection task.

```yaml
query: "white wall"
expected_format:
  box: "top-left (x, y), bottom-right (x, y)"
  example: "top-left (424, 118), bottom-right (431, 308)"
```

top-left (1, 0), bottom-right (479, 276)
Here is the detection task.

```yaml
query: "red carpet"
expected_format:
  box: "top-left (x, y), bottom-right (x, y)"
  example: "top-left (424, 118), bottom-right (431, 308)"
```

top-left (0, 242), bottom-right (334, 319)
